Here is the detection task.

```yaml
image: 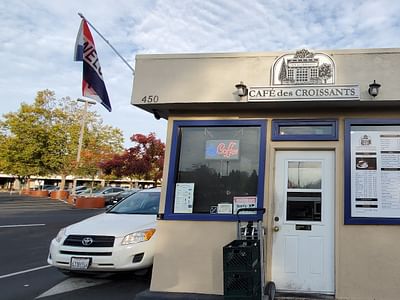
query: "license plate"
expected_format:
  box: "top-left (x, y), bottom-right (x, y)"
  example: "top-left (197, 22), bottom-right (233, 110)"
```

top-left (70, 257), bottom-right (91, 270)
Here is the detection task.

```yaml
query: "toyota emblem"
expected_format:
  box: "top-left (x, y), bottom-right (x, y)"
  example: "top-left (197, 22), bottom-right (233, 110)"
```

top-left (82, 237), bottom-right (94, 246)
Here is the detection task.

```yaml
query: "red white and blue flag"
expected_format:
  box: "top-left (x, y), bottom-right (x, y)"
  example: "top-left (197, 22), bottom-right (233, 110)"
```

top-left (74, 19), bottom-right (112, 112)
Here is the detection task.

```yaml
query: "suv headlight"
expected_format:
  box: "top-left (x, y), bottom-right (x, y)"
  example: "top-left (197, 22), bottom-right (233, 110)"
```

top-left (55, 227), bottom-right (66, 243)
top-left (122, 229), bottom-right (156, 245)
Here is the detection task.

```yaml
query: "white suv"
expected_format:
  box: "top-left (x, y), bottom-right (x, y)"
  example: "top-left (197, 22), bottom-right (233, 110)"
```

top-left (48, 188), bottom-right (160, 274)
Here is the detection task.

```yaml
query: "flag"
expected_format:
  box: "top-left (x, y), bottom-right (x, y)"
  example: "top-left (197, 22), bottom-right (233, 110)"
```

top-left (74, 19), bottom-right (112, 112)
top-left (73, 20), bottom-right (84, 62)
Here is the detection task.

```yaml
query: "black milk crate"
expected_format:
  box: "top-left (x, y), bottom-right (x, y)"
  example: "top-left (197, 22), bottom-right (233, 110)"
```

top-left (223, 239), bottom-right (260, 272)
top-left (223, 270), bottom-right (261, 300)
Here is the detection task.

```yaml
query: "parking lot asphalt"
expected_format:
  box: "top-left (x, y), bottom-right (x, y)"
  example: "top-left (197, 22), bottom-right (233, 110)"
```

top-left (0, 192), bottom-right (150, 300)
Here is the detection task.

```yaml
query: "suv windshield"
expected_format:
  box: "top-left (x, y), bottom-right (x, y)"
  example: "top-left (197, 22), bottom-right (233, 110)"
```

top-left (108, 191), bottom-right (160, 214)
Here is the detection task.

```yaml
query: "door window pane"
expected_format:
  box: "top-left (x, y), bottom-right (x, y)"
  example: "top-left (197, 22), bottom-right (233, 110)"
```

top-left (288, 161), bottom-right (321, 189)
top-left (286, 192), bottom-right (321, 221)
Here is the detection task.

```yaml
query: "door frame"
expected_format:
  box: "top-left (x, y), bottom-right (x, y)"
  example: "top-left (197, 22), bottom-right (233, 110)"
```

top-left (267, 148), bottom-right (336, 295)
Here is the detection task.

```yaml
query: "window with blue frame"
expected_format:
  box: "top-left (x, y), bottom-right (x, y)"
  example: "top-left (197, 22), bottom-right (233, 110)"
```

top-left (272, 119), bottom-right (338, 141)
top-left (345, 119), bottom-right (400, 224)
top-left (164, 120), bottom-right (266, 221)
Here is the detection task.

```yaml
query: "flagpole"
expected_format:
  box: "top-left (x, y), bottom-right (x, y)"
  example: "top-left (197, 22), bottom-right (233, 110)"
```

top-left (78, 12), bottom-right (135, 76)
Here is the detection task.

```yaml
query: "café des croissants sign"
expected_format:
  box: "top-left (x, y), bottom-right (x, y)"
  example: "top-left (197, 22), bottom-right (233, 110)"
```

top-left (248, 49), bottom-right (360, 101)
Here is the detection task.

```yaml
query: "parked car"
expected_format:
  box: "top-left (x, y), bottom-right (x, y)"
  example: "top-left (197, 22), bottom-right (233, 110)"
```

top-left (41, 184), bottom-right (58, 190)
top-left (107, 188), bottom-right (140, 205)
top-left (74, 187), bottom-right (90, 195)
top-left (79, 187), bottom-right (126, 203)
top-left (73, 186), bottom-right (88, 193)
top-left (47, 188), bottom-right (160, 274)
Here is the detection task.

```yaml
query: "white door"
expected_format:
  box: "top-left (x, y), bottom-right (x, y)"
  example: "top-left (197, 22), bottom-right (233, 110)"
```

top-left (271, 151), bottom-right (334, 294)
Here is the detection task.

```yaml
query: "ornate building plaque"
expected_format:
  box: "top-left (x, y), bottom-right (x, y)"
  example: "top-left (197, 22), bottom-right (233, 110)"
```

top-left (248, 49), bottom-right (360, 101)
top-left (273, 49), bottom-right (335, 85)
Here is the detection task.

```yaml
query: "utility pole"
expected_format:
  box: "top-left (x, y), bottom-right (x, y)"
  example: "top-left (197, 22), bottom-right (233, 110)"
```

top-left (72, 98), bottom-right (96, 194)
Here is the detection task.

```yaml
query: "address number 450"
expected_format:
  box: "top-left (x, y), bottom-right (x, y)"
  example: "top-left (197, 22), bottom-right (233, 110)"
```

top-left (141, 95), bottom-right (159, 103)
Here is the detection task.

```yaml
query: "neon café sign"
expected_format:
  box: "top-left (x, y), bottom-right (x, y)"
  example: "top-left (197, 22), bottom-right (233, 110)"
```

top-left (205, 140), bottom-right (240, 160)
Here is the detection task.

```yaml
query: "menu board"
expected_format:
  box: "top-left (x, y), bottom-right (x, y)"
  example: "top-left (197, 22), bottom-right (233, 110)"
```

top-left (351, 131), bottom-right (400, 218)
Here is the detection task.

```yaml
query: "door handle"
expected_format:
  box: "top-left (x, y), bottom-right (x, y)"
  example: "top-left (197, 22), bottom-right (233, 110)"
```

top-left (273, 226), bottom-right (280, 232)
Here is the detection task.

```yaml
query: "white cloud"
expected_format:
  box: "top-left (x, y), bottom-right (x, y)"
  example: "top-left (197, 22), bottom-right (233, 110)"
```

top-left (1, 0), bottom-right (399, 147)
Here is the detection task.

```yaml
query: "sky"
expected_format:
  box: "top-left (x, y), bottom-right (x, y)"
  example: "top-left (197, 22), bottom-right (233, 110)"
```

top-left (1, 0), bottom-right (400, 146)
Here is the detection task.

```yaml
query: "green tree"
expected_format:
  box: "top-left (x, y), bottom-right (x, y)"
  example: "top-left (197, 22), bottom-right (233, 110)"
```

top-left (76, 124), bottom-right (124, 189)
top-left (0, 90), bottom-right (124, 190)
top-left (0, 90), bottom-right (55, 187)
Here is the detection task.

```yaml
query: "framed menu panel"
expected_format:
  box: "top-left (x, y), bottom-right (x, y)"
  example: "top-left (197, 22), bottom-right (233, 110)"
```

top-left (345, 119), bottom-right (400, 224)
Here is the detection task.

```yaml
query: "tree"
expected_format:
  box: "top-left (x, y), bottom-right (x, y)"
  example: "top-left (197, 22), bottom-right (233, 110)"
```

top-left (100, 132), bottom-right (165, 187)
top-left (130, 133), bottom-right (165, 183)
top-left (319, 63), bottom-right (332, 84)
top-left (76, 124), bottom-right (124, 189)
top-left (0, 90), bottom-right (56, 187)
top-left (100, 149), bottom-right (150, 188)
top-left (278, 59), bottom-right (287, 83)
top-left (0, 90), bottom-right (124, 189)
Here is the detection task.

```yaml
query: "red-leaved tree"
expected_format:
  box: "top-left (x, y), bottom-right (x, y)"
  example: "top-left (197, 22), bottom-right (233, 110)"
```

top-left (100, 132), bottom-right (165, 187)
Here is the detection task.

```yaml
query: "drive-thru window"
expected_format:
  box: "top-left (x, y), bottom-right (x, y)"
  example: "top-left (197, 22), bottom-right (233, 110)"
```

top-left (132, 48), bottom-right (400, 300)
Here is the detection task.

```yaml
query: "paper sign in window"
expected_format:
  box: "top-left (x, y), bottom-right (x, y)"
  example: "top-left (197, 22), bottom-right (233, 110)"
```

top-left (174, 183), bottom-right (194, 213)
top-left (217, 203), bottom-right (232, 214)
top-left (233, 196), bottom-right (257, 214)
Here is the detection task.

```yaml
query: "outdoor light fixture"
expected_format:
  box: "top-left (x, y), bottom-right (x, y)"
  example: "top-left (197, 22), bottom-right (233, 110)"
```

top-left (235, 81), bottom-right (248, 97)
top-left (368, 80), bottom-right (381, 97)
top-left (153, 110), bottom-right (161, 120)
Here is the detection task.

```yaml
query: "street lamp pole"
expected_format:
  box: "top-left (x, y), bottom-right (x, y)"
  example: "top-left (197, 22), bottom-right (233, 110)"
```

top-left (72, 98), bottom-right (96, 194)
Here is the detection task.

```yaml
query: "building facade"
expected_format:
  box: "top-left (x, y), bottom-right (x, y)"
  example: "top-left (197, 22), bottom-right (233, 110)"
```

top-left (132, 48), bottom-right (400, 300)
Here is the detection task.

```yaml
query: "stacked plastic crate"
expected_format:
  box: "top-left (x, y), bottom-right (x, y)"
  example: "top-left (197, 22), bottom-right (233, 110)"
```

top-left (223, 239), bottom-right (261, 300)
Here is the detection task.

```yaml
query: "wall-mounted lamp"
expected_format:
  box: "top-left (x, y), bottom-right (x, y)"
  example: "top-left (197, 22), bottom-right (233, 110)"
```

top-left (235, 81), bottom-right (248, 97)
top-left (368, 80), bottom-right (381, 97)
top-left (153, 110), bottom-right (161, 120)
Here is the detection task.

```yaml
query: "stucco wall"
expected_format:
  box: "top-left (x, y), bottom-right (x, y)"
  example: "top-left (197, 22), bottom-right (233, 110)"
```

top-left (132, 48), bottom-right (400, 107)
top-left (150, 220), bottom-right (236, 294)
top-left (337, 225), bottom-right (400, 300)
top-left (150, 113), bottom-right (400, 299)
top-left (132, 49), bottom-right (400, 299)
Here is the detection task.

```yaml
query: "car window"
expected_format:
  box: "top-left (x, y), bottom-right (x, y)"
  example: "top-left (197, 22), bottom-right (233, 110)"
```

top-left (108, 192), bottom-right (160, 214)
